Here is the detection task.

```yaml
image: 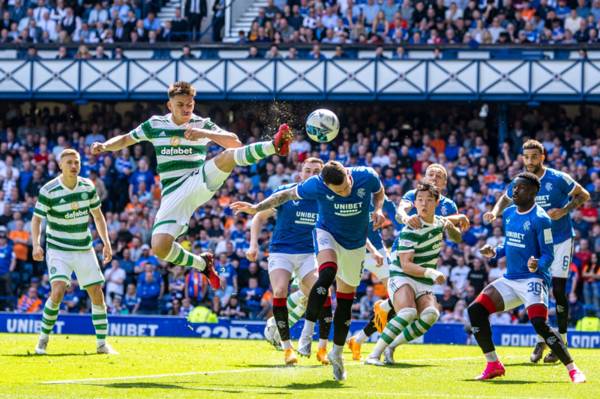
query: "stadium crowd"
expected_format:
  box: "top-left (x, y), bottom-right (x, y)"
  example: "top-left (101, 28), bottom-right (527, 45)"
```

top-left (0, 101), bottom-right (599, 330)
top-left (2, 0), bottom-right (600, 51)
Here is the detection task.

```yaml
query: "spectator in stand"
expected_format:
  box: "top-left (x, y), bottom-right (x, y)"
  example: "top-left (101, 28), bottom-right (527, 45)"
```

top-left (136, 266), bottom-right (163, 314)
top-left (123, 283), bottom-right (141, 314)
top-left (220, 294), bottom-right (246, 319)
top-left (17, 285), bottom-right (42, 313)
top-left (0, 229), bottom-right (16, 310)
top-left (104, 259), bottom-right (126, 307)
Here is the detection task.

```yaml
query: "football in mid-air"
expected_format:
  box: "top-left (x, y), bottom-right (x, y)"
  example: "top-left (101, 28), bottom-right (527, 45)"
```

top-left (305, 109), bottom-right (340, 143)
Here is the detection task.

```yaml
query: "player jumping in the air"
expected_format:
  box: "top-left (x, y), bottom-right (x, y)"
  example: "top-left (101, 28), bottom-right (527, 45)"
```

top-left (90, 82), bottom-right (293, 288)
top-left (246, 157), bottom-right (332, 365)
top-left (484, 140), bottom-right (590, 363)
top-left (471, 172), bottom-right (586, 383)
top-left (232, 161), bottom-right (385, 381)
top-left (371, 164), bottom-right (470, 333)
top-left (365, 182), bottom-right (463, 365)
top-left (33, 149), bottom-right (116, 355)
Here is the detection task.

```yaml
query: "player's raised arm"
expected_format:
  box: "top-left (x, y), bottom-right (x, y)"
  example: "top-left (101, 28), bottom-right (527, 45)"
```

top-left (442, 217), bottom-right (463, 243)
top-left (231, 186), bottom-right (300, 215)
top-left (184, 127), bottom-right (242, 148)
top-left (396, 198), bottom-right (420, 229)
top-left (247, 209), bottom-right (275, 261)
top-left (90, 132), bottom-right (137, 155)
top-left (483, 192), bottom-right (513, 224)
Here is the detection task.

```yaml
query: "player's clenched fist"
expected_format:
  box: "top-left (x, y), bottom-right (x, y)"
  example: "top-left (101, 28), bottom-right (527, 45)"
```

top-left (480, 244), bottom-right (496, 258)
top-left (482, 211), bottom-right (496, 224)
top-left (32, 245), bottom-right (44, 262)
top-left (527, 256), bottom-right (538, 272)
top-left (90, 142), bottom-right (106, 155)
top-left (246, 245), bottom-right (258, 262)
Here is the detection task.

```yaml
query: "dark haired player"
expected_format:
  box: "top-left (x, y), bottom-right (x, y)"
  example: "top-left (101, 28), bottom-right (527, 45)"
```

top-left (232, 160), bottom-right (385, 381)
top-left (471, 172), bottom-right (586, 383)
top-left (484, 139), bottom-right (590, 363)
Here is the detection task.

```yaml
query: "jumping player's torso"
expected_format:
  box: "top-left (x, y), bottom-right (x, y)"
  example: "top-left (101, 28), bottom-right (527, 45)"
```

top-left (297, 166), bottom-right (382, 250)
top-left (129, 113), bottom-right (221, 196)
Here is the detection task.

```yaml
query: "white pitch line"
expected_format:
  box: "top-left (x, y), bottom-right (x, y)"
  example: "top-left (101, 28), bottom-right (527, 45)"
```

top-left (41, 355), bottom-right (525, 385)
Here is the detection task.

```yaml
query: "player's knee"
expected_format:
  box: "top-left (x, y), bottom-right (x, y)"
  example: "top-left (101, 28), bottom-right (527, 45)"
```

top-left (420, 306), bottom-right (440, 325)
top-left (87, 284), bottom-right (105, 305)
top-left (316, 266), bottom-right (336, 288)
top-left (397, 307), bottom-right (418, 323)
top-left (467, 302), bottom-right (489, 324)
top-left (151, 237), bottom-right (171, 259)
top-left (272, 286), bottom-right (288, 299)
top-left (530, 317), bottom-right (550, 335)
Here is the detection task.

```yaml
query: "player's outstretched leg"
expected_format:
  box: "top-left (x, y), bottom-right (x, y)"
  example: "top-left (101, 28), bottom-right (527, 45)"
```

top-left (155, 236), bottom-right (220, 289)
top-left (327, 290), bottom-right (354, 381)
top-left (542, 277), bottom-right (569, 363)
top-left (317, 296), bottom-right (332, 365)
top-left (468, 294), bottom-right (505, 380)
top-left (297, 262), bottom-right (337, 358)
top-left (527, 304), bottom-right (586, 383)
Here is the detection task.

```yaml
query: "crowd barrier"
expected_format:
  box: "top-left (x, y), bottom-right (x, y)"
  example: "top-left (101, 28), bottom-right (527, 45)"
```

top-left (2, 312), bottom-right (598, 348)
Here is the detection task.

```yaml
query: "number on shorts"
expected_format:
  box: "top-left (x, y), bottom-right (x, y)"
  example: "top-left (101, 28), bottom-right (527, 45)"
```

top-left (527, 281), bottom-right (542, 295)
top-left (562, 256), bottom-right (569, 271)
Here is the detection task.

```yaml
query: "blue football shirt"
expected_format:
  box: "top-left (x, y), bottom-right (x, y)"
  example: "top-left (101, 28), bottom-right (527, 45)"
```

top-left (507, 167), bottom-right (576, 244)
top-left (297, 166), bottom-right (383, 250)
top-left (495, 204), bottom-right (554, 286)
top-left (270, 183), bottom-right (318, 254)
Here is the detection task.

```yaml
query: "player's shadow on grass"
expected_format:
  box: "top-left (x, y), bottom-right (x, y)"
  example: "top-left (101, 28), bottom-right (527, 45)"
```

top-left (3, 352), bottom-right (98, 357)
top-left (96, 382), bottom-right (188, 390)
top-left (463, 379), bottom-right (565, 385)
top-left (385, 362), bottom-right (433, 369)
top-left (283, 380), bottom-right (348, 390)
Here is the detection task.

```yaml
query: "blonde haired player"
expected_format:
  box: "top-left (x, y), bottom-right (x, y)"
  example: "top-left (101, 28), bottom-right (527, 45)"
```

top-left (90, 82), bottom-right (293, 286)
top-left (33, 149), bottom-right (116, 355)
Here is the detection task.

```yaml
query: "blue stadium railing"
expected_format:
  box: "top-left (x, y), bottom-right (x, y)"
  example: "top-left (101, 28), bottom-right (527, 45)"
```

top-left (0, 57), bottom-right (599, 102)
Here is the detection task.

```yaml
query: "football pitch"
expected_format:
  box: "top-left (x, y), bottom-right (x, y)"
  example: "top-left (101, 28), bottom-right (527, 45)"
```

top-left (1, 334), bottom-right (597, 399)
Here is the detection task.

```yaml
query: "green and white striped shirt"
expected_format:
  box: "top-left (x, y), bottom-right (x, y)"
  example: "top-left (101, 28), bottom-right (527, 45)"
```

top-left (34, 176), bottom-right (101, 252)
top-left (390, 216), bottom-right (446, 285)
top-left (129, 113), bottom-right (222, 197)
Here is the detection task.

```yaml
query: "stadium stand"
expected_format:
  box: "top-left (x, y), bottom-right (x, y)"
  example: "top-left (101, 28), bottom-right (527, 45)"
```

top-left (0, 101), bottom-right (598, 328)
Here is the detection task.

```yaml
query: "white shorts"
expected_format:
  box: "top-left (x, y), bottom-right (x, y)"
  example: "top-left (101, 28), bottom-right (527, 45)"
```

top-left (46, 248), bottom-right (104, 289)
top-left (491, 277), bottom-right (548, 310)
top-left (363, 247), bottom-right (390, 280)
top-left (388, 275), bottom-right (433, 300)
top-left (550, 238), bottom-right (573, 279)
top-left (313, 228), bottom-right (366, 287)
top-left (153, 160), bottom-right (226, 237)
top-left (268, 252), bottom-right (317, 281)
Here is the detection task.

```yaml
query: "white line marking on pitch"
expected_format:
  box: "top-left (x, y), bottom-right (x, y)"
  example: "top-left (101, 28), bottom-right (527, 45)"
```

top-left (41, 355), bottom-right (520, 385)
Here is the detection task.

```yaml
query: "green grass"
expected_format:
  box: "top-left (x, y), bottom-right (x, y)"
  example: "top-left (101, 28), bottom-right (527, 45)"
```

top-left (0, 333), bottom-right (597, 399)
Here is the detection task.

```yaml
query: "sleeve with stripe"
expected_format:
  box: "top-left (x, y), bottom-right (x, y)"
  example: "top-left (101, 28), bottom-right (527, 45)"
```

top-left (396, 230), bottom-right (416, 253)
top-left (129, 120), bottom-right (151, 142)
top-left (89, 187), bottom-right (101, 210)
top-left (34, 193), bottom-right (50, 219)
